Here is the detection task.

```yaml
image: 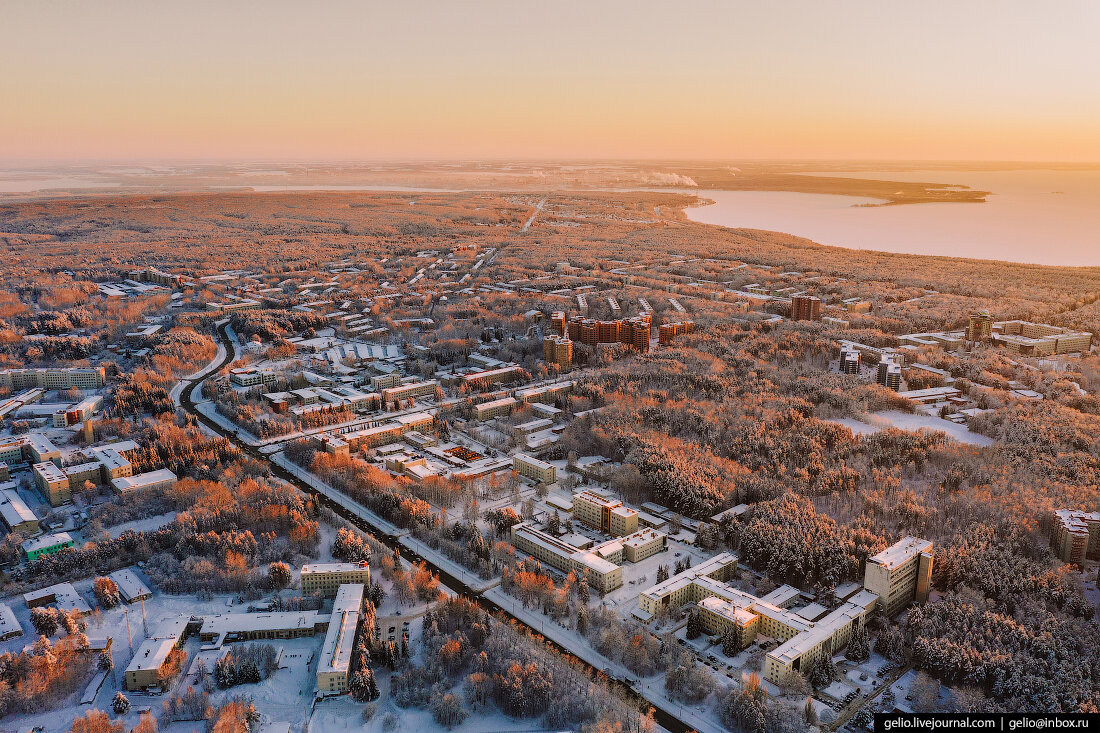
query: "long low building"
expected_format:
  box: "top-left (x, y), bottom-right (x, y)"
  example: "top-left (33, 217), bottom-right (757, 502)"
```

top-left (197, 610), bottom-right (329, 647)
top-left (510, 521), bottom-right (622, 592)
top-left (514, 453), bottom-right (556, 484)
top-left (0, 603), bottom-right (22, 641)
top-left (317, 583), bottom-right (365, 695)
top-left (111, 468), bottom-right (178, 494)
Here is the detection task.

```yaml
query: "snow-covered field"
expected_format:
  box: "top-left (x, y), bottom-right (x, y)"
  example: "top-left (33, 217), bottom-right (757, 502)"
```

top-left (829, 410), bottom-right (994, 446)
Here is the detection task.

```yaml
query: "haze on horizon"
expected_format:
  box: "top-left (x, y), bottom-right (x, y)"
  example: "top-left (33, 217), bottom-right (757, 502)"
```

top-left (2, 0), bottom-right (1099, 164)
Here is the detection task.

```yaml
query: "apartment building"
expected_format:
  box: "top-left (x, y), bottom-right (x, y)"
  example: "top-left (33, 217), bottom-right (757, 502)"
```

top-left (462, 366), bottom-right (524, 389)
top-left (381, 380), bottom-right (438, 404)
top-left (876, 357), bottom-right (901, 391)
top-left (840, 348), bottom-right (861, 375)
top-left (550, 311), bottom-right (566, 337)
top-left (34, 462), bottom-right (71, 506)
top-left (302, 563), bottom-right (372, 598)
top-left (0, 366), bottom-right (106, 391)
top-left (620, 527), bottom-right (667, 562)
top-left (790, 295), bottom-right (822, 322)
top-left (317, 583), bottom-right (365, 695)
top-left (863, 536), bottom-right (933, 617)
top-left (515, 381), bottom-right (574, 405)
top-left (658, 320), bottom-right (694, 345)
top-left (228, 368), bottom-right (279, 388)
top-left (620, 316), bottom-right (651, 351)
top-left (510, 521), bottom-right (622, 592)
top-left (475, 396), bottom-right (517, 421)
top-left (514, 453), bottom-right (556, 484)
top-left (573, 490), bottom-right (638, 536)
top-left (543, 335), bottom-right (573, 369)
top-left (1051, 509), bottom-right (1100, 564)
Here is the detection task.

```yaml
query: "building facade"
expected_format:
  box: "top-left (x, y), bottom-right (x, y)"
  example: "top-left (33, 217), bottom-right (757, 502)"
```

top-left (573, 490), bottom-right (638, 536)
top-left (302, 563), bottom-right (372, 598)
top-left (863, 537), bottom-right (934, 617)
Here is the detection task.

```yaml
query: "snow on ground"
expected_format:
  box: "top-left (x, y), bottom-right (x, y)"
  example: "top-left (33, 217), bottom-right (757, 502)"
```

top-left (828, 410), bottom-right (994, 446)
top-left (104, 511), bottom-right (178, 538)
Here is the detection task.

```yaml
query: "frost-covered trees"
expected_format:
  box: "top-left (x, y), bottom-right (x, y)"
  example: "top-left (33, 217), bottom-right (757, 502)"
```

top-left (267, 561), bottom-right (291, 590)
top-left (92, 577), bottom-right (121, 609)
top-left (111, 691), bottom-right (131, 715)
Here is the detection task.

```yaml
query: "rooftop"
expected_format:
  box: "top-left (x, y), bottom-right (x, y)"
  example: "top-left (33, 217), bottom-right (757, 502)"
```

top-left (868, 537), bottom-right (933, 570)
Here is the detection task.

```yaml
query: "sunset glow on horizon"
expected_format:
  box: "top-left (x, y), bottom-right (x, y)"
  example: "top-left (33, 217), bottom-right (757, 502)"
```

top-left (3, 0), bottom-right (1099, 163)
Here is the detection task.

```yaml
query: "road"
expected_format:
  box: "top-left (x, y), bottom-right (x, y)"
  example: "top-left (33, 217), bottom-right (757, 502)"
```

top-left (521, 198), bottom-right (545, 231)
top-left (178, 323), bottom-right (699, 733)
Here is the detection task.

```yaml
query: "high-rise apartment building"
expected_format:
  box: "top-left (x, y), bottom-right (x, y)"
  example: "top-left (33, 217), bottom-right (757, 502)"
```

top-left (543, 335), bottom-right (573, 369)
top-left (876, 357), bottom-right (901, 391)
top-left (1051, 510), bottom-right (1100, 564)
top-left (549, 311), bottom-right (566, 337)
top-left (863, 537), bottom-right (933, 617)
top-left (658, 320), bottom-right (694, 345)
top-left (840, 348), bottom-right (861, 374)
top-left (790, 295), bottom-right (822, 322)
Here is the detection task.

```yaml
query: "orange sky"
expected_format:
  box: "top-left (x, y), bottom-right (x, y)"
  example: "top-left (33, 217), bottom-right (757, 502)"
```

top-left (2, 1), bottom-right (1099, 162)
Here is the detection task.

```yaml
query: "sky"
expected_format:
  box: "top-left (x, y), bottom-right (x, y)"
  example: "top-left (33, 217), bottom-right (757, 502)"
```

top-left (2, 1), bottom-right (1099, 163)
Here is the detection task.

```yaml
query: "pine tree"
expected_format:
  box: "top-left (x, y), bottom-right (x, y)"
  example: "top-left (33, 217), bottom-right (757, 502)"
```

top-left (656, 565), bottom-right (669, 583)
top-left (686, 610), bottom-right (703, 640)
top-left (365, 666), bottom-right (380, 701)
top-left (576, 577), bottom-right (590, 605)
top-left (576, 607), bottom-right (589, 635)
top-left (112, 691), bottom-right (131, 714)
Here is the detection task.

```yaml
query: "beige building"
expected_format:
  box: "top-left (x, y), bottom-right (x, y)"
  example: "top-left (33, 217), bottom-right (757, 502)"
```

top-left (514, 453), bottom-right (556, 484)
top-left (317, 583), bottom-right (365, 695)
top-left (0, 366), bottom-right (106, 391)
top-left (637, 553), bottom-right (881, 684)
top-left (510, 521), bottom-right (622, 592)
top-left (301, 562), bottom-right (372, 598)
top-left (573, 490), bottom-right (638, 537)
top-left (621, 527), bottom-right (667, 562)
top-left (1051, 509), bottom-right (1100, 564)
top-left (34, 462), bottom-right (70, 506)
top-left (475, 396), bottom-right (517, 421)
top-left (863, 537), bottom-right (933, 617)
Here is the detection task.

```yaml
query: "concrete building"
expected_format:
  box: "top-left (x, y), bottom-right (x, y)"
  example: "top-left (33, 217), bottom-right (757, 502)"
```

top-left (966, 311), bottom-right (993, 343)
top-left (0, 433), bottom-right (61, 469)
top-left (876, 357), bottom-right (901, 391)
top-left (112, 468), bottom-right (177, 495)
top-left (839, 347), bottom-right (861, 375)
top-left (863, 537), bottom-right (933, 617)
top-left (475, 396), bottom-right (517, 421)
top-left (0, 603), bottom-right (22, 641)
top-left (301, 562), bottom-right (372, 598)
top-left (573, 490), bottom-right (638, 537)
top-left (510, 521), bottom-right (622, 592)
top-left (992, 320), bottom-right (1093, 356)
top-left (382, 381), bottom-right (438, 404)
top-left (550, 311), bottom-right (566, 337)
top-left (0, 366), bottom-right (106, 391)
top-left (462, 366), bottom-right (524, 389)
top-left (317, 583), bottom-right (365, 695)
top-left (514, 453), bottom-right (556, 484)
top-left (0, 488), bottom-right (39, 536)
top-left (637, 553), bottom-right (880, 684)
top-left (790, 295), bottom-right (822, 321)
top-left (110, 568), bottom-right (153, 603)
top-left (229, 368), bottom-right (279, 388)
top-left (1051, 509), bottom-right (1100, 564)
top-left (620, 527), bottom-right (667, 562)
top-left (125, 638), bottom-right (180, 691)
top-left (658, 320), bottom-right (694, 345)
top-left (543, 335), bottom-right (573, 369)
top-left (34, 461), bottom-right (70, 506)
top-left (22, 531), bottom-right (74, 561)
top-left (24, 582), bottom-right (92, 615)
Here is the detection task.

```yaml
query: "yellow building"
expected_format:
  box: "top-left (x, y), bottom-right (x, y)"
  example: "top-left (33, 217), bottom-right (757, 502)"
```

top-left (573, 490), bottom-right (638, 537)
top-left (510, 521), bottom-right (622, 592)
top-left (543, 335), bottom-right (573, 369)
top-left (301, 563), bottom-right (372, 598)
top-left (317, 583), bottom-right (365, 695)
top-left (33, 462), bottom-right (70, 506)
top-left (1051, 510), bottom-right (1100, 564)
top-left (514, 453), bottom-right (556, 484)
top-left (966, 311), bottom-right (993, 343)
